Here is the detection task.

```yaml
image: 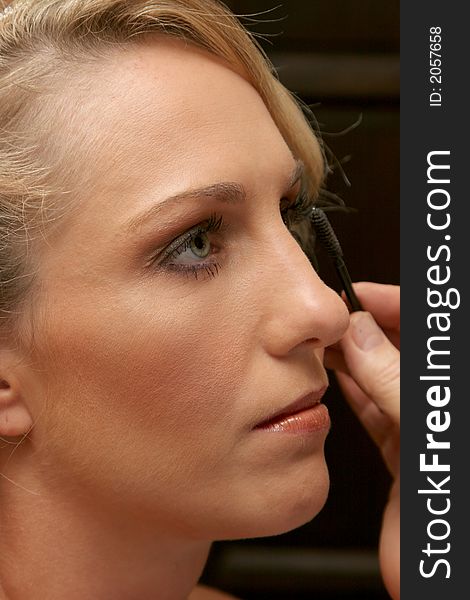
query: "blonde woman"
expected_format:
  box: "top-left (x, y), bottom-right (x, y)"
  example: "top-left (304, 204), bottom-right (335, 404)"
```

top-left (0, 1), bottom-right (400, 598)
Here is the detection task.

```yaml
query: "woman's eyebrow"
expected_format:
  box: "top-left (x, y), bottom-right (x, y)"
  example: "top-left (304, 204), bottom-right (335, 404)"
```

top-left (125, 182), bottom-right (245, 233)
top-left (125, 159), bottom-right (304, 234)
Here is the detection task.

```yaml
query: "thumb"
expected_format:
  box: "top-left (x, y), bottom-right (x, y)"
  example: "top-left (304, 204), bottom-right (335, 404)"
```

top-left (340, 311), bottom-right (400, 423)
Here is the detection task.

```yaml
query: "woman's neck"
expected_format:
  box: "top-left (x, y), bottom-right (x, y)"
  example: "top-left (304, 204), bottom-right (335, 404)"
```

top-left (0, 464), bottom-right (211, 600)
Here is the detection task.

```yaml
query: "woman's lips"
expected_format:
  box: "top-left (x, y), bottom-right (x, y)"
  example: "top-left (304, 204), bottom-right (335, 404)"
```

top-left (253, 388), bottom-right (330, 434)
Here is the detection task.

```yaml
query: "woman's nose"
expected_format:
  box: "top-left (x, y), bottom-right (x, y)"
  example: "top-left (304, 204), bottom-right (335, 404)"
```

top-left (259, 230), bottom-right (350, 357)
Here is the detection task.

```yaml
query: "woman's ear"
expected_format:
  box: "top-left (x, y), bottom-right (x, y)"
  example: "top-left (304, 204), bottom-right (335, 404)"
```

top-left (0, 362), bottom-right (33, 438)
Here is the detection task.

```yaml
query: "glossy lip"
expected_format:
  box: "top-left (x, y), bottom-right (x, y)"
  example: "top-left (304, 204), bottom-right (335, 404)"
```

top-left (253, 386), bottom-right (328, 429)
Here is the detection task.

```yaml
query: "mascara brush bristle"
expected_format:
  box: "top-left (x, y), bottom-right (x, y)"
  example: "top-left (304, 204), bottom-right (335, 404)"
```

top-left (310, 207), bottom-right (343, 259)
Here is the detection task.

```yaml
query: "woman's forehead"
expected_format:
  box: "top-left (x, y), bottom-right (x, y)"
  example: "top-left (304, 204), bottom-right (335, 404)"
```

top-left (38, 39), bottom-right (294, 255)
top-left (59, 40), bottom-right (290, 201)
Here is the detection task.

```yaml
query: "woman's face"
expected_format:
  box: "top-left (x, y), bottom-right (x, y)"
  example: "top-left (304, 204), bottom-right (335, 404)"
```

top-left (18, 39), bottom-right (349, 540)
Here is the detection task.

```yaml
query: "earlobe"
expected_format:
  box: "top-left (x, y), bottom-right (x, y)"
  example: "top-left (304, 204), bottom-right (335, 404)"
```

top-left (0, 378), bottom-right (33, 438)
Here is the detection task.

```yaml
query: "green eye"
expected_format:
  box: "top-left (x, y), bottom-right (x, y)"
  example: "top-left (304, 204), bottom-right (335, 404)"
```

top-left (190, 232), bottom-right (211, 258)
top-left (157, 212), bottom-right (225, 281)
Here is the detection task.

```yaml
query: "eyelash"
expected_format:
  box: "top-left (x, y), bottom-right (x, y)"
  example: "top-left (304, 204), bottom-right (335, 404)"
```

top-left (156, 190), bottom-right (316, 281)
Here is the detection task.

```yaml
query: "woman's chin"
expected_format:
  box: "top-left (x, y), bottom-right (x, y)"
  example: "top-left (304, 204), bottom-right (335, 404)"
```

top-left (251, 483), bottom-right (329, 538)
top-left (211, 467), bottom-right (330, 540)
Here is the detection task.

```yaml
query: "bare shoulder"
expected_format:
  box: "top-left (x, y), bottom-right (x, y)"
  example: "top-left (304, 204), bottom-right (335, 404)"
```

top-left (188, 584), bottom-right (240, 600)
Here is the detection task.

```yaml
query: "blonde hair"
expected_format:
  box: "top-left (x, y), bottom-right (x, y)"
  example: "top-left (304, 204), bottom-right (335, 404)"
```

top-left (0, 0), bottom-right (325, 346)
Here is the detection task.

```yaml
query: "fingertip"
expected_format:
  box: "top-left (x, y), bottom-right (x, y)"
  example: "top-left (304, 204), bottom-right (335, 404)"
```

top-left (349, 311), bottom-right (385, 352)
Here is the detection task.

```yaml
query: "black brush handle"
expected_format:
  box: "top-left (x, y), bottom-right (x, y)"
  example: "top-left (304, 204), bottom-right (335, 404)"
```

top-left (310, 207), bottom-right (363, 312)
top-left (335, 258), bottom-right (363, 312)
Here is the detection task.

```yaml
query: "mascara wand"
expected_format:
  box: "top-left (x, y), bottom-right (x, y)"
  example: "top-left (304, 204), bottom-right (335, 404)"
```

top-left (310, 207), bottom-right (363, 312)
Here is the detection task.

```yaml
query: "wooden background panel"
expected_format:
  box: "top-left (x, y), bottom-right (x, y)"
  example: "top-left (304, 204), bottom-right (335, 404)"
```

top-left (227, 0), bottom-right (399, 53)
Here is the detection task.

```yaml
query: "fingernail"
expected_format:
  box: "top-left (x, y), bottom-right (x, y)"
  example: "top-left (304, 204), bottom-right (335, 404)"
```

top-left (351, 312), bottom-right (384, 351)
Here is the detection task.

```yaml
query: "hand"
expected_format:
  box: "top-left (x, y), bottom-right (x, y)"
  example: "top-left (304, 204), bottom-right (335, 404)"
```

top-left (324, 282), bottom-right (400, 600)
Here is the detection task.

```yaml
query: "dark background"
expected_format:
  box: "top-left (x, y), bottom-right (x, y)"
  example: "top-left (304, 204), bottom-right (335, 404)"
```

top-left (201, 2), bottom-right (399, 598)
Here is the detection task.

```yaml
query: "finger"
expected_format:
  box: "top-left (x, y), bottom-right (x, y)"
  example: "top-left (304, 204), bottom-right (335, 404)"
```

top-left (342, 282), bottom-right (400, 331)
top-left (335, 371), bottom-right (395, 449)
top-left (327, 325), bottom-right (400, 354)
top-left (339, 311), bottom-right (400, 423)
top-left (337, 372), bottom-right (399, 476)
top-left (385, 328), bottom-right (400, 350)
